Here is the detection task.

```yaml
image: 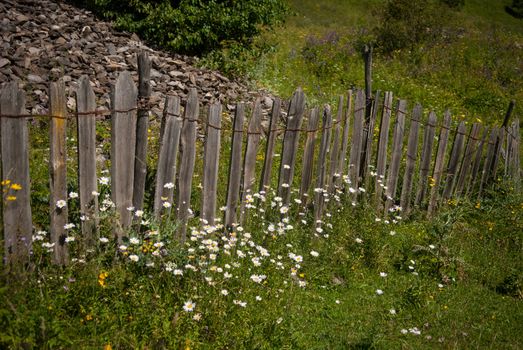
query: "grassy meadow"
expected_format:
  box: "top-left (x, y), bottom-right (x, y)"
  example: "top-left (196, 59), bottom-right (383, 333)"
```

top-left (1, 0), bottom-right (523, 349)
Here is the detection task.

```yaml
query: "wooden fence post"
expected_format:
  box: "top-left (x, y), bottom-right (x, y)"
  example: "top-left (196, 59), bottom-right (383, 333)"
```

top-left (154, 96), bottom-right (182, 219)
top-left (277, 88), bottom-right (306, 206)
top-left (202, 102), bottom-right (222, 226)
top-left (224, 103), bottom-right (245, 230)
top-left (399, 103), bottom-right (421, 214)
top-left (132, 52), bottom-right (152, 211)
top-left (414, 111), bottom-right (437, 207)
top-left (49, 81), bottom-right (69, 265)
top-left (0, 82), bottom-right (32, 268)
top-left (375, 91), bottom-right (393, 204)
top-left (299, 107), bottom-right (320, 205)
top-left (428, 111), bottom-right (452, 216)
top-left (111, 71), bottom-right (138, 241)
top-left (442, 121), bottom-right (466, 199)
top-left (239, 99), bottom-right (262, 224)
top-left (347, 90), bottom-right (365, 200)
top-left (467, 127), bottom-right (489, 195)
top-left (259, 98), bottom-right (281, 193)
top-left (76, 76), bottom-right (99, 249)
top-left (313, 105), bottom-right (332, 227)
top-left (478, 128), bottom-right (499, 197)
top-left (176, 88), bottom-right (199, 241)
top-left (383, 99), bottom-right (407, 214)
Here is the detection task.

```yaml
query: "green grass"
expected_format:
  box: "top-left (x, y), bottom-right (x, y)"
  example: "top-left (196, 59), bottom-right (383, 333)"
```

top-left (249, 0), bottom-right (522, 124)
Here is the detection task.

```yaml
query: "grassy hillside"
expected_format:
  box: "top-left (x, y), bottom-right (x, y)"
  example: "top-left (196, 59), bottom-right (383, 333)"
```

top-left (250, 0), bottom-right (522, 124)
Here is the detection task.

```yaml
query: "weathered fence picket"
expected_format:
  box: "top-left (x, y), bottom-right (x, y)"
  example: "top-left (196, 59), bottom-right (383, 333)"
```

top-left (224, 103), bottom-right (245, 229)
top-left (201, 103), bottom-right (222, 226)
top-left (314, 105), bottom-right (332, 226)
top-left (176, 88), bottom-right (199, 241)
top-left (336, 91), bottom-right (352, 190)
top-left (278, 88), bottom-right (305, 206)
top-left (132, 52), bottom-right (152, 212)
top-left (478, 128), bottom-right (499, 197)
top-left (384, 100), bottom-right (407, 214)
top-left (328, 99), bottom-right (343, 193)
top-left (299, 107), bottom-right (320, 205)
top-left (76, 76), bottom-right (99, 248)
top-left (414, 111), bottom-right (437, 207)
top-left (154, 96), bottom-right (182, 218)
top-left (399, 103), bottom-right (421, 214)
top-left (375, 91), bottom-right (393, 204)
top-left (442, 121), bottom-right (466, 199)
top-left (455, 123), bottom-right (481, 197)
top-left (110, 71), bottom-right (138, 241)
top-left (467, 127), bottom-right (489, 196)
top-left (239, 99), bottom-right (262, 224)
top-left (49, 81), bottom-right (69, 265)
top-left (348, 90), bottom-right (365, 200)
top-left (0, 82), bottom-right (32, 267)
top-left (362, 90), bottom-right (381, 193)
top-left (259, 98), bottom-right (281, 193)
top-left (428, 111), bottom-right (452, 216)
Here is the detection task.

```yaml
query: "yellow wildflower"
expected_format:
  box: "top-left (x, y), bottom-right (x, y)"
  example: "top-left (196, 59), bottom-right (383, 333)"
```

top-left (10, 183), bottom-right (22, 190)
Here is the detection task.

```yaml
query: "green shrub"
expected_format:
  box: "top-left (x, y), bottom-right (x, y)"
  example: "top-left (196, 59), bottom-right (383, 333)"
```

top-left (71, 0), bottom-right (288, 56)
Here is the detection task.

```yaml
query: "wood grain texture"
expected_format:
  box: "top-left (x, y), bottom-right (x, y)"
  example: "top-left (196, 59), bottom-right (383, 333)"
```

top-left (428, 111), bottom-right (452, 216)
top-left (239, 99), bottom-right (262, 224)
top-left (49, 81), bottom-right (69, 265)
top-left (224, 103), bottom-right (245, 230)
top-left (76, 76), bottom-right (99, 249)
top-left (467, 127), bottom-right (489, 195)
top-left (299, 107), bottom-right (320, 205)
top-left (399, 103), bottom-right (421, 214)
top-left (0, 82), bottom-right (32, 267)
top-left (110, 71), bottom-right (138, 241)
top-left (375, 91), bottom-right (393, 204)
top-left (414, 111), bottom-right (437, 207)
top-left (348, 90), bottom-right (366, 200)
top-left (336, 91), bottom-right (352, 189)
top-left (259, 98), bottom-right (281, 193)
top-left (443, 121), bottom-right (466, 199)
top-left (478, 128), bottom-right (499, 198)
top-left (277, 88), bottom-right (305, 206)
top-left (176, 88), bottom-right (199, 241)
top-left (455, 123), bottom-right (481, 197)
top-left (154, 96), bottom-right (182, 218)
top-left (313, 105), bottom-right (332, 227)
top-left (132, 52), bottom-right (152, 211)
top-left (362, 90), bottom-right (381, 192)
top-left (328, 97), bottom-right (343, 193)
top-left (202, 103), bottom-right (222, 226)
top-left (383, 100), bottom-right (407, 214)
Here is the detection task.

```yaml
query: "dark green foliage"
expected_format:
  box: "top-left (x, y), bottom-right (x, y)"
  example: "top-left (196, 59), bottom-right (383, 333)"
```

top-left (506, 0), bottom-right (523, 18)
top-left (70, 0), bottom-right (288, 56)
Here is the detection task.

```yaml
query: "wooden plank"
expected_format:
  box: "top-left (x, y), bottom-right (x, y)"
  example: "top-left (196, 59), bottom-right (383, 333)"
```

top-left (362, 90), bottom-right (381, 192)
top-left (132, 52), bottom-right (152, 211)
top-left (176, 88), bottom-right (199, 241)
top-left (49, 81), bottom-right (69, 265)
top-left (504, 123), bottom-right (514, 177)
top-left (399, 103), bottom-right (422, 214)
top-left (0, 82), bottom-right (32, 267)
top-left (466, 127), bottom-right (489, 195)
top-left (154, 96), bottom-right (182, 218)
top-left (277, 88), bottom-right (306, 206)
top-left (336, 91), bottom-right (352, 189)
top-left (328, 100), bottom-right (342, 193)
top-left (239, 99), bottom-right (262, 224)
top-left (491, 128), bottom-right (505, 180)
top-left (478, 128), bottom-right (499, 197)
top-left (224, 103), bottom-right (245, 230)
top-left (442, 121), bottom-right (467, 199)
top-left (110, 71), bottom-right (138, 241)
top-left (427, 111), bottom-right (452, 216)
top-left (299, 107), bottom-right (320, 205)
top-left (513, 120), bottom-right (520, 188)
top-left (383, 99), bottom-right (407, 214)
top-left (347, 90), bottom-right (365, 199)
top-left (375, 91), bottom-right (393, 203)
top-left (76, 76), bottom-right (99, 249)
top-left (414, 111), bottom-right (437, 207)
top-left (201, 102), bottom-right (222, 226)
top-left (313, 105), bottom-right (332, 227)
top-left (455, 123), bottom-right (481, 197)
top-left (259, 98), bottom-right (281, 193)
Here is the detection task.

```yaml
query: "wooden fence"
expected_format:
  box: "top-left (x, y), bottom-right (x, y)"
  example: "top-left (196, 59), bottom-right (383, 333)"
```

top-left (0, 52), bottom-right (520, 267)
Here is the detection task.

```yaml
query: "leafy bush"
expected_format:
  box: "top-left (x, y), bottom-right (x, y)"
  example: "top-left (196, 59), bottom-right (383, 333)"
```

top-left (506, 0), bottom-right (523, 18)
top-left (374, 0), bottom-right (458, 54)
top-left (71, 0), bottom-right (288, 56)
